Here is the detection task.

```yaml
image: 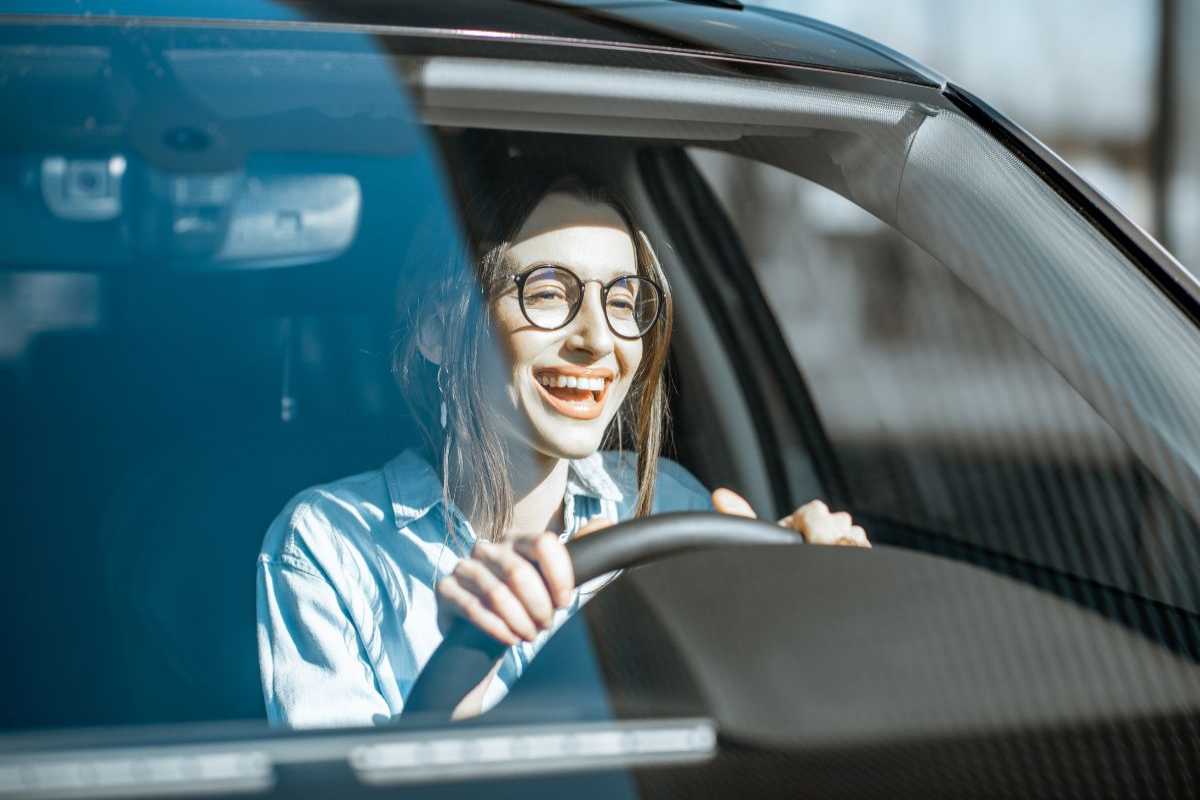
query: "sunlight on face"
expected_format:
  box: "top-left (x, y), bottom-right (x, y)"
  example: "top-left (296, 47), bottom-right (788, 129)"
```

top-left (490, 192), bottom-right (644, 461)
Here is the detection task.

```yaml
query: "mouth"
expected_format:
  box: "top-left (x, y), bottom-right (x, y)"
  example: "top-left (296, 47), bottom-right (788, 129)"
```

top-left (533, 368), bottom-right (614, 421)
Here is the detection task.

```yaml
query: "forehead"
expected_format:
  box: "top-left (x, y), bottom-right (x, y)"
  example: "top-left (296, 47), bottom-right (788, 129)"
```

top-left (507, 192), bottom-right (637, 280)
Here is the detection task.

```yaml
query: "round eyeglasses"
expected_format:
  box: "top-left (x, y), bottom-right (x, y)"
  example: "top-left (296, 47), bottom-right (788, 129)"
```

top-left (511, 265), bottom-right (664, 340)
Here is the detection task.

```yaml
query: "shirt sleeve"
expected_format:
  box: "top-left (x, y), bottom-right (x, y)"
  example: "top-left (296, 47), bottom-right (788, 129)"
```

top-left (257, 554), bottom-right (392, 729)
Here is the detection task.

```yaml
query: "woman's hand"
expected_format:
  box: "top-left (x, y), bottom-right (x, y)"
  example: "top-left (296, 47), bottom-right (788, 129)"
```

top-left (435, 519), bottom-right (612, 647)
top-left (436, 531), bottom-right (574, 647)
top-left (435, 519), bottom-right (611, 720)
top-left (712, 489), bottom-right (870, 548)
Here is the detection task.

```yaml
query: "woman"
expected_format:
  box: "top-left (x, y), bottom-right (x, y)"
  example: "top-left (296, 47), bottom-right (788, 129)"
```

top-left (256, 163), bottom-right (869, 728)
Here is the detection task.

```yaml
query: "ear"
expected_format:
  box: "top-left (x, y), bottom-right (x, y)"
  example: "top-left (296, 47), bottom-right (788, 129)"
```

top-left (416, 312), bottom-right (444, 365)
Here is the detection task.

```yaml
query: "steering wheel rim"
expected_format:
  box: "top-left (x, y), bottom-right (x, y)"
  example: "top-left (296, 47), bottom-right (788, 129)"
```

top-left (403, 511), bottom-right (799, 719)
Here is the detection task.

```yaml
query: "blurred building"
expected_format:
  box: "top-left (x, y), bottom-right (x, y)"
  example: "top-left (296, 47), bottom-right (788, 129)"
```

top-left (770, 0), bottom-right (1161, 237)
top-left (1166, 0), bottom-right (1200, 269)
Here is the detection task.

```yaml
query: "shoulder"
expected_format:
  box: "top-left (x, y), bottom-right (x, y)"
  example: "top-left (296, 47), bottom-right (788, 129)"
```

top-left (651, 456), bottom-right (714, 513)
top-left (597, 451), bottom-right (713, 515)
top-left (260, 467), bottom-right (392, 578)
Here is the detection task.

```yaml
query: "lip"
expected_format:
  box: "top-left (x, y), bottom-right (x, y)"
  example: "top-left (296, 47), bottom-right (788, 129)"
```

top-left (533, 367), bottom-right (614, 421)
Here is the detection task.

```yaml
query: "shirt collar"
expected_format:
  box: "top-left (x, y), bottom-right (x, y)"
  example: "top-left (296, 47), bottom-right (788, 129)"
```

top-left (566, 451), bottom-right (625, 504)
top-left (383, 449), bottom-right (444, 531)
top-left (382, 448), bottom-right (625, 533)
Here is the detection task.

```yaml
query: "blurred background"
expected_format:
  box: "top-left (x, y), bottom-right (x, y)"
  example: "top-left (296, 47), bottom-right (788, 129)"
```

top-left (693, 0), bottom-right (1200, 609)
top-left (767, 0), bottom-right (1193, 255)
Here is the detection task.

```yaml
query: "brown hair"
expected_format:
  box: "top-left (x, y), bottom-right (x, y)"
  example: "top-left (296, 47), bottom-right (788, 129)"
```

top-left (393, 161), bottom-right (673, 542)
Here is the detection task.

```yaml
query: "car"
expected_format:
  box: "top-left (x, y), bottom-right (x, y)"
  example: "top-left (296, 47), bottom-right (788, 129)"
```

top-left (2, 1), bottom-right (1200, 797)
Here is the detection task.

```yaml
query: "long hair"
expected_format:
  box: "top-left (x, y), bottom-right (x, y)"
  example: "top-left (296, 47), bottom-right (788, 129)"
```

top-left (393, 155), bottom-right (673, 542)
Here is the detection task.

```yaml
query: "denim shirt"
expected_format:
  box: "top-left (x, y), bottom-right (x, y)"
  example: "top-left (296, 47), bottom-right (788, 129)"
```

top-left (256, 449), bottom-right (712, 728)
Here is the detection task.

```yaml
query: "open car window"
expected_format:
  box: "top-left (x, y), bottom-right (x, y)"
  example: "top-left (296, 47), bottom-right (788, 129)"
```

top-left (692, 148), bottom-right (1200, 615)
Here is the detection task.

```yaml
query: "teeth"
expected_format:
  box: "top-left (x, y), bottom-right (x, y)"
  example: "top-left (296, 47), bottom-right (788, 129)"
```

top-left (538, 373), bottom-right (608, 391)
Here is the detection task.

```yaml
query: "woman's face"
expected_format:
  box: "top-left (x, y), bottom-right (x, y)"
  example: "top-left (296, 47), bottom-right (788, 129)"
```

top-left (488, 191), bottom-right (644, 462)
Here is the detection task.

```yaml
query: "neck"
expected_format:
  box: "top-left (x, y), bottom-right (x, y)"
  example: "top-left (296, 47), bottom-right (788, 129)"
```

top-left (506, 446), bottom-right (570, 537)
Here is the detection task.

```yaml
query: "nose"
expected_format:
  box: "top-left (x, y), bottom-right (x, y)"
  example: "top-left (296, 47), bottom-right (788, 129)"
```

top-left (566, 283), bottom-right (614, 358)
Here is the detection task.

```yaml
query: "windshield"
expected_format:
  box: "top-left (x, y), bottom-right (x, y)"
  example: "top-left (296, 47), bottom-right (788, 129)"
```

top-left (4, 11), bottom-right (1200, 796)
top-left (0, 20), bottom-right (466, 734)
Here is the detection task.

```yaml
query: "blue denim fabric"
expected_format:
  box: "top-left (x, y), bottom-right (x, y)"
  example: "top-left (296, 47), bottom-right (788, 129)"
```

top-left (256, 449), bottom-right (712, 728)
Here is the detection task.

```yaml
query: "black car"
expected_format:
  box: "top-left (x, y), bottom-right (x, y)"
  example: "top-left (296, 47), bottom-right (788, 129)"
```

top-left (2, 1), bottom-right (1200, 798)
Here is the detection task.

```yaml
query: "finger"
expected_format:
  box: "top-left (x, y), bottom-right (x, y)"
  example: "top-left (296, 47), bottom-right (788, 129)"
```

top-left (712, 488), bottom-right (758, 518)
top-left (784, 499), bottom-right (825, 540)
top-left (795, 503), bottom-right (854, 545)
top-left (818, 523), bottom-right (870, 547)
top-left (515, 532), bottom-right (575, 609)
top-left (829, 511), bottom-right (853, 531)
top-left (577, 517), bottom-right (614, 539)
top-left (454, 558), bottom-right (539, 641)
top-left (437, 576), bottom-right (520, 646)
top-left (792, 499), bottom-right (828, 532)
top-left (474, 541), bottom-right (555, 630)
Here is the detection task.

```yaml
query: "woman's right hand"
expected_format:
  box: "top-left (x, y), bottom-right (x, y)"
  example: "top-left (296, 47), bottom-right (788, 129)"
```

top-left (436, 529), bottom-right (579, 646)
top-left (435, 520), bottom-right (612, 719)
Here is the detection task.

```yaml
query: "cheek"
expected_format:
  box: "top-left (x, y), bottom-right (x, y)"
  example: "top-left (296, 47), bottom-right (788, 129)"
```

top-left (489, 302), bottom-right (536, 374)
top-left (615, 339), bottom-right (644, 390)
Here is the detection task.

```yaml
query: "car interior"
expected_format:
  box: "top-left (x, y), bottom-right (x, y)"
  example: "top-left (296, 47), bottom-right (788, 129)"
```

top-left (5, 18), bottom-right (1200, 799)
top-left (0, 28), bottom-right (840, 732)
top-left (3, 127), bottom-right (808, 731)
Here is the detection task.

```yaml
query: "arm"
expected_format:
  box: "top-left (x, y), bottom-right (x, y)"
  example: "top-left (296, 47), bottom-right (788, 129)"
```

top-left (257, 557), bottom-right (392, 728)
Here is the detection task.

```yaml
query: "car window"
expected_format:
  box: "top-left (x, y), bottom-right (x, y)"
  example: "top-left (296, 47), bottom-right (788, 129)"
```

top-left (690, 147), bottom-right (1200, 614)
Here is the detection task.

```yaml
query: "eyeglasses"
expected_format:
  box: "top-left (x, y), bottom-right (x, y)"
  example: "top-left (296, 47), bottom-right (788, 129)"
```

top-left (510, 264), bottom-right (664, 340)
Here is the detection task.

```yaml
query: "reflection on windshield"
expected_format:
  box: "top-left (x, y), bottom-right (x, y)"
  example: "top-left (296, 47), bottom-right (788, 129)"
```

top-left (0, 20), bottom-right (455, 739)
top-left (32, 154), bottom-right (362, 268)
top-left (218, 173), bottom-right (361, 263)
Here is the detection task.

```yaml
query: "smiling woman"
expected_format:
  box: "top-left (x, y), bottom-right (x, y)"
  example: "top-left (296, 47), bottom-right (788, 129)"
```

top-left (255, 143), bottom-right (868, 728)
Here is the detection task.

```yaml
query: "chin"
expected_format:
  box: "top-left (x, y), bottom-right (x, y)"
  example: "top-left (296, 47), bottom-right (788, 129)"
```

top-left (535, 429), bottom-right (607, 461)
top-left (518, 393), bottom-right (619, 461)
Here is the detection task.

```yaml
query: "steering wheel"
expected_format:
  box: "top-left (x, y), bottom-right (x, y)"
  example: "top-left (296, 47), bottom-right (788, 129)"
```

top-left (404, 511), bottom-right (800, 719)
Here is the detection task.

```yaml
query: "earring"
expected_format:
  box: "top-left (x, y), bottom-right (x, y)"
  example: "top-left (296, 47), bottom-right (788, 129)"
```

top-left (437, 365), bottom-right (448, 430)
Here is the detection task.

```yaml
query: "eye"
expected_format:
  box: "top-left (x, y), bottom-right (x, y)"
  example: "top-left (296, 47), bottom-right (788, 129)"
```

top-left (607, 285), bottom-right (636, 305)
top-left (526, 286), bottom-right (569, 303)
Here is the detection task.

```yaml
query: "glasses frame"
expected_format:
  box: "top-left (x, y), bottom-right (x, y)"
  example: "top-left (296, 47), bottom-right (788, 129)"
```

top-left (509, 264), bottom-right (664, 340)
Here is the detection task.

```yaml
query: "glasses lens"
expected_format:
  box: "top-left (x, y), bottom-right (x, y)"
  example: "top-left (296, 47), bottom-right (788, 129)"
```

top-left (521, 266), bottom-right (580, 329)
top-left (606, 276), bottom-right (659, 338)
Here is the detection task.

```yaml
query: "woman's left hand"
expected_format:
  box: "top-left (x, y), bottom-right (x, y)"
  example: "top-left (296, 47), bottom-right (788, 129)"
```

top-left (712, 488), bottom-right (870, 548)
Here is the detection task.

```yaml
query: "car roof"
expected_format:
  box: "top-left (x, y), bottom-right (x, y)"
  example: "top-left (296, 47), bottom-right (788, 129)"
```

top-left (4, 0), bottom-right (944, 87)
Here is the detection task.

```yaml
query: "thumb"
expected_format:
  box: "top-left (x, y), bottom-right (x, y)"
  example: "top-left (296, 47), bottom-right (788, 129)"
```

top-left (712, 488), bottom-right (758, 519)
